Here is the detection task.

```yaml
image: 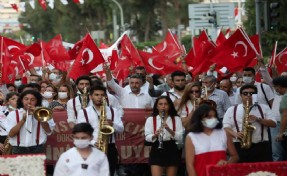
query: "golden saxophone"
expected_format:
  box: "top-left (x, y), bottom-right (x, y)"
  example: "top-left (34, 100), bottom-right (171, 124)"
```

top-left (2, 137), bottom-right (12, 155)
top-left (82, 87), bottom-right (88, 109)
top-left (241, 100), bottom-right (256, 149)
top-left (97, 97), bottom-right (114, 154)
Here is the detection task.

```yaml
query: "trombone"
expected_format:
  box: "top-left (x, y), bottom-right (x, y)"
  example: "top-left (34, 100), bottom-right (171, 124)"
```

top-left (25, 106), bottom-right (53, 133)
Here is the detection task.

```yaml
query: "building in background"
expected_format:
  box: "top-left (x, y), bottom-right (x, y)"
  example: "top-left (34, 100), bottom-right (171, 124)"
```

top-left (0, 0), bottom-right (20, 33)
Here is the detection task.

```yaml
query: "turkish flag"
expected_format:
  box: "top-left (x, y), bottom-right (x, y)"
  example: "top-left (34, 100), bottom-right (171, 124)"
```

top-left (68, 37), bottom-right (85, 60)
top-left (275, 47), bottom-right (287, 75)
top-left (11, 4), bottom-right (18, 12)
top-left (99, 41), bottom-right (108, 49)
top-left (0, 41), bottom-right (13, 83)
top-left (210, 28), bottom-right (259, 73)
top-left (268, 41), bottom-right (277, 67)
top-left (17, 43), bottom-right (42, 70)
top-left (38, 0), bottom-right (47, 10)
top-left (246, 34), bottom-right (261, 68)
top-left (1, 36), bottom-right (26, 56)
top-left (120, 35), bottom-right (143, 67)
top-left (216, 31), bottom-right (226, 46)
top-left (139, 50), bottom-right (183, 75)
top-left (152, 30), bottom-right (183, 63)
top-left (183, 48), bottom-right (195, 71)
top-left (44, 34), bottom-right (71, 62)
top-left (68, 34), bottom-right (105, 80)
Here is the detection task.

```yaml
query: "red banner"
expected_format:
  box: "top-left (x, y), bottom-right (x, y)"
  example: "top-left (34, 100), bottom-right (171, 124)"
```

top-left (45, 109), bottom-right (152, 165)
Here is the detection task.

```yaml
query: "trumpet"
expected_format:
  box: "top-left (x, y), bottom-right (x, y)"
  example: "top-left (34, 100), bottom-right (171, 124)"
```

top-left (158, 111), bottom-right (165, 150)
top-left (25, 106), bottom-right (53, 133)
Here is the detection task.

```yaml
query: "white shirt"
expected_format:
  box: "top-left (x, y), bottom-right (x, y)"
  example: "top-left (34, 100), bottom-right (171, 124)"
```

top-left (67, 95), bottom-right (93, 124)
top-left (6, 108), bottom-right (55, 147)
top-left (107, 79), bottom-right (153, 108)
top-left (161, 88), bottom-right (182, 102)
top-left (272, 94), bottom-right (282, 122)
top-left (53, 147), bottom-right (109, 176)
top-left (234, 82), bottom-right (274, 106)
top-left (145, 115), bottom-right (183, 143)
top-left (177, 100), bottom-right (194, 118)
top-left (76, 105), bottom-right (124, 142)
top-left (0, 111), bottom-right (8, 136)
top-left (125, 81), bottom-right (156, 94)
top-left (223, 104), bottom-right (276, 143)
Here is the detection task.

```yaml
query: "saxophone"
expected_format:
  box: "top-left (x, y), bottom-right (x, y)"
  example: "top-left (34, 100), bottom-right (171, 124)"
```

top-left (97, 97), bottom-right (114, 154)
top-left (240, 100), bottom-right (256, 149)
top-left (81, 87), bottom-right (88, 109)
top-left (2, 137), bottom-right (12, 155)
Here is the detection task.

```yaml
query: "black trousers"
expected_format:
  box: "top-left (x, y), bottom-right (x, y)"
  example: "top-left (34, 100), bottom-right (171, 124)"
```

top-left (12, 144), bottom-right (45, 154)
top-left (234, 141), bottom-right (272, 163)
top-left (107, 143), bottom-right (118, 176)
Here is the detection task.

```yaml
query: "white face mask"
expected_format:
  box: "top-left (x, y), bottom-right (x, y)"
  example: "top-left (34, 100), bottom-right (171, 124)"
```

top-left (58, 92), bottom-right (68, 99)
top-left (49, 73), bottom-right (57, 80)
top-left (243, 76), bottom-right (253, 84)
top-left (14, 80), bottom-right (22, 87)
top-left (73, 139), bottom-right (90, 149)
top-left (43, 91), bottom-right (53, 99)
top-left (202, 117), bottom-right (219, 129)
top-left (230, 76), bottom-right (237, 82)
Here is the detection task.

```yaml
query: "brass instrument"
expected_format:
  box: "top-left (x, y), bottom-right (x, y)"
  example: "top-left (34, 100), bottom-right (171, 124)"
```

top-left (2, 137), bottom-right (12, 155)
top-left (201, 86), bottom-right (208, 100)
top-left (240, 100), bottom-right (256, 149)
top-left (82, 87), bottom-right (88, 108)
top-left (97, 97), bottom-right (114, 154)
top-left (33, 107), bottom-right (53, 122)
top-left (158, 111), bottom-right (165, 149)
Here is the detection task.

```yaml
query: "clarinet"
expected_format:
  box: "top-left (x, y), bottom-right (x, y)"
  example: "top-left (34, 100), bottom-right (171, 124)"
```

top-left (158, 111), bottom-right (165, 149)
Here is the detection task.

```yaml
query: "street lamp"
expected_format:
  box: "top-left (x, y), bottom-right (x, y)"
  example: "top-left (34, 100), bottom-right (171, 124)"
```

top-left (111, 0), bottom-right (124, 32)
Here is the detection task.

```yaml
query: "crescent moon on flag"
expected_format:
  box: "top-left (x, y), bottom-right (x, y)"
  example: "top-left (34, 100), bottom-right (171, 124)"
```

top-left (24, 53), bottom-right (35, 66)
top-left (7, 45), bottom-right (20, 51)
top-left (278, 52), bottom-right (287, 64)
top-left (235, 41), bottom-right (247, 57)
top-left (148, 58), bottom-right (164, 70)
top-left (14, 66), bottom-right (19, 76)
top-left (82, 48), bottom-right (93, 64)
top-left (160, 41), bottom-right (167, 52)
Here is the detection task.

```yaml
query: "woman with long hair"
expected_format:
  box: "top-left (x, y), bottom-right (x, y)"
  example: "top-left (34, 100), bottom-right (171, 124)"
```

top-left (185, 104), bottom-right (238, 176)
top-left (145, 96), bottom-right (184, 176)
top-left (49, 84), bottom-right (74, 111)
top-left (176, 83), bottom-right (201, 129)
top-left (42, 84), bottom-right (58, 107)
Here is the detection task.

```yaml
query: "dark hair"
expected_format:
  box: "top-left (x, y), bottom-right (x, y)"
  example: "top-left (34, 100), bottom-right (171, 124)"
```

top-left (75, 75), bottom-right (92, 86)
top-left (189, 104), bottom-right (222, 133)
top-left (272, 76), bottom-right (287, 88)
top-left (46, 84), bottom-right (58, 100)
top-left (92, 79), bottom-right (104, 87)
top-left (17, 90), bottom-right (42, 109)
top-left (30, 74), bottom-right (42, 81)
top-left (26, 83), bottom-right (41, 92)
top-left (203, 75), bottom-right (217, 83)
top-left (240, 84), bottom-right (258, 94)
top-left (152, 96), bottom-right (178, 117)
top-left (72, 123), bottom-right (94, 136)
top-left (5, 92), bottom-right (19, 102)
top-left (243, 67), bottom-right (256, 75)
top-left (171, 71), bottom-right (186, 81)
top-left (6, 84), bottom-right (16, 90)
top-left (89, 85), bottom-right (107, 95)
top-left (130, 74), bottom-right (143, 81)
top-left (17, 84), bottom-right (27, 94)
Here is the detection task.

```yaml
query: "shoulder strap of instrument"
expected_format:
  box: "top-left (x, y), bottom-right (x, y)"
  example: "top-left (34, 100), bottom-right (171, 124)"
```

top-left (83, 108), bottom-right (89, 123)
top-left (257, 105), bottom-right (265, 141)
top-left (36, 121), bottom-right (41, 145)
top-left (153, 116), bottom-right (156, 134)
top-left (110, 107), bottom-right (114, 121)
top-left (233, 105), bottom-right (240, 132)
top-left (172, 117), bottom-right (175, 131)
top-left (260, 83), bottom-right (271, 108)
top-left (73, 98), bottom-right (77, 118)
top-left (16, 110), bottom-right (20, 146)
top-left (106, 96), bottom-right (110, 106)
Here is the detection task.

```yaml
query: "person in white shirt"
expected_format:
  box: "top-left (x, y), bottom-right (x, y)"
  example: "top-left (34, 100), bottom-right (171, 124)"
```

top-left (223, 84), bottom-right (276, 162)
top-left (67, 76), bottom-right (92, 129)
top-left (145, 96), bottom-right (184, 176)
top-left (234, 67), bottom-right (274, 108)
top-left (76, 85), bottom-right (124, 175)
top-left (104, 64), bottom-right (153, 108)
top-left (53, 123), bottom-right (109, 176)
top-left (6, 90), bottom-right (55, 154)
top-left (161, 71), bottom-right (186, 103)
top-left (220, 78), bottom-right (236, 105)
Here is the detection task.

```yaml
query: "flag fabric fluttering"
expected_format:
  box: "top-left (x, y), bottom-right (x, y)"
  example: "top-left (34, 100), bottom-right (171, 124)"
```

top-left (274, 47), bottom-right (287, 75)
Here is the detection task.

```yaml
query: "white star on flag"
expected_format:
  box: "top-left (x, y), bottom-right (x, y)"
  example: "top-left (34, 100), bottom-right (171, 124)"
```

top-left (231, 51), bottom-right (238, 58)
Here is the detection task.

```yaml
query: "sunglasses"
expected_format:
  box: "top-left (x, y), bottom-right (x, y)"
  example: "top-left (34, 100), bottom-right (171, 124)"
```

top-left (190, 90), bottom-right (200, 93)
top-left (241, 92), bottom-right (255, 96)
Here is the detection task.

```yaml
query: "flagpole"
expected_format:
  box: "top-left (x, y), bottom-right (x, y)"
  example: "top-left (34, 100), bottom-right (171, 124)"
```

top-left (271, 41), bottom-right (278, 66)
top-left (0, 37), bottom-right (3, 84)
top-left (40, 42), bottom-right (45, 66)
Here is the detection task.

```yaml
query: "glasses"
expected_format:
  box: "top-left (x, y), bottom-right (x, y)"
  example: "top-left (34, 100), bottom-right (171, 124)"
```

top-left (190, 90), bottom-right (200, 93)
top-left (241, 92), bottom-right (255, 96)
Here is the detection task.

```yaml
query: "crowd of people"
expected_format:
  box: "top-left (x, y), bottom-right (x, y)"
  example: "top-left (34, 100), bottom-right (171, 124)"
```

top-left (0, 58), bottom-right (287, 176)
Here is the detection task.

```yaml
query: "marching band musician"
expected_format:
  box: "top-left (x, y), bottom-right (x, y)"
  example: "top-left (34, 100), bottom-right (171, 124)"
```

top-left (223, 84), bottom-right (276, 162)
top-left (67, 76), bottom-right (92, 129)
top-left (6, 90), bottom-right (55, 154)
top-left (54, 123), bottom-right (110, 176)
top-left (76, 85), bottom-right (124, 176)
top-left (145, 96), bottom-right (184, 176)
